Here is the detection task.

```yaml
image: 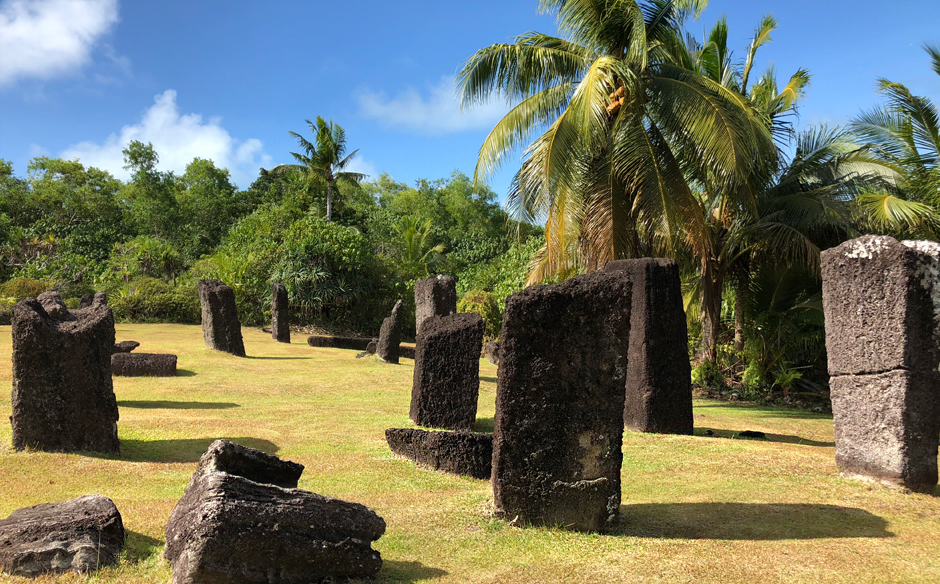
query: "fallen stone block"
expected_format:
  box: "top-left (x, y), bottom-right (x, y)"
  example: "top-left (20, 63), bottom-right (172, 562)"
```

top-left (605, 258), bottom-right (692, 435)
top-left (493, 271), bottom-right (632, 532)
top-left (307, 335), bottom-right (375, 351)
top-left (411, 313), bottom-right (484, 431)
top-left (415, 274), bottom-right (456, 333)
top-left (400, 345), bottom-right (415, 360)
top-left (0, 495), bottom-right (125, 577)
top-left (165, 439), bottom-right (385, 584)
top-left (11, 298), bottom-right (119, 453)
top-left (386, 428), bottom-right (492, 479)
top-left (111, 353), bottom-right (177, 377)
top-left (198, 279), bottom-right (245, 357)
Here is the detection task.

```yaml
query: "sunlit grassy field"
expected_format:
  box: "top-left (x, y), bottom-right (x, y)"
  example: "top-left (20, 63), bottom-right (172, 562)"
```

top-left (1, 323), bottom-right (938, 583)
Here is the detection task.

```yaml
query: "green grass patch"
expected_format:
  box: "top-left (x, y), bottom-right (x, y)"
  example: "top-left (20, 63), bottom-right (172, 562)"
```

top-left (0, 324), bottom-right (938, 583)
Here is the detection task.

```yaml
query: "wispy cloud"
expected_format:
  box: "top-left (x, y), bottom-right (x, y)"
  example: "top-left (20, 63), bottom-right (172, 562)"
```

top-left (60, 89), bottom-right (272, 188)
top-left (345, 156), bottom-right (377, 179)
top-left (355, 76), bottom-right (510, 135)
top-left (0, 0), bottom-right (120, 87)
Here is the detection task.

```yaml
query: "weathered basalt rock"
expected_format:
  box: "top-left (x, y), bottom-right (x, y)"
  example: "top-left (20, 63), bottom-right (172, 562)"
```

top-left (112, 340), bottom-right (140, 354)
top-left (165, 440), bottom-right (385, 584)
top-left (307, 335), bottom-right (375, 351)
top-left (11, 299), bottom-right (119, 453)
top-left (605, 258), bottom-right (692, 435)
top-left (78, 294), bottom-right (94, 309)
top-left (0, 495), bottom-right (125, 577)
top-left (484, 341), bottom-right (499, 365)
top-left (821, 236), bottom-right (940, 492)
top-left (377, 300), bottom-right (403, 363)
top-left (415, 274), bottom-right (456, 333)
top-left (410, 313), bottom-right (484, 431)
top-left (198, 279), bottom-right (245, 357)
top-left (493, 271), bottom-right (632, 532)
top-left (271, 283), bottom-right (290, 343)
top-left (111, 353), bottom-right (177, 377)
top-left (386, 428), bottom-right (492, 479)
top-left (92, 291), bottom-right (107, 307)
top-left (37, 291), bottom-right (73, 321)
top-left (400, 345), bottom-right (415, 360)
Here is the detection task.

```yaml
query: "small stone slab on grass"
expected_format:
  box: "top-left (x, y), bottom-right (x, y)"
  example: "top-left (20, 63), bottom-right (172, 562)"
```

top-left (111, 353), bottom-right (177, 377)
top-left (386, 428), bottom-right (493, 479)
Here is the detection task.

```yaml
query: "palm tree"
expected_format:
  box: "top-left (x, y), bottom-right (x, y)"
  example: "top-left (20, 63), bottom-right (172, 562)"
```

top-left (458, 0), bottom-right (771, 288)
top-left (849, 44), bottom-right (940, 237)
top-left (396, 215), bottom-right (445, 277)
top-left (276, 117), bottom-right (364, 222)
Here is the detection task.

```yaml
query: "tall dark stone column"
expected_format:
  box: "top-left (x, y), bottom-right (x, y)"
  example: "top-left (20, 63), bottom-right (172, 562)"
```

top-left (821, 235), bottom-right (940, 493)
top-left (198, 279), bottom-right (246, 357)
top-left (377, 300), bottom-right (403, 363)
top-left (10, 298), bottom-right (119, 453)
top-left (415, 274), bottom-right (456, 333)
top-left (492, 271), bottom-right (632, 532)
top-left (271, 283), bottom-right (290, 343)
top-left (605, 258), bottom-right (692, 435)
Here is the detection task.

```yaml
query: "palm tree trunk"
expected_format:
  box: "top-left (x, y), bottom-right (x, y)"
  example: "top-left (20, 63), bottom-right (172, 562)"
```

top-left (326, 182), bottom-right (333, 222)
top-left (699, 259), bottom-right (724, 362)
top-left (734, 281), bottom-right (747, 352)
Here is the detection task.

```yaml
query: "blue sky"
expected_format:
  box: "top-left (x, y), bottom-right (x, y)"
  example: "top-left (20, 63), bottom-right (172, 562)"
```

top-left (1, 0), bottom-right (938, 198)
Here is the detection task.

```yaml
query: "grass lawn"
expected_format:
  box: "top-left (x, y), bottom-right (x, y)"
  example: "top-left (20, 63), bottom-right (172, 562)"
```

top-left (1, 323), bottom-right (938, 583)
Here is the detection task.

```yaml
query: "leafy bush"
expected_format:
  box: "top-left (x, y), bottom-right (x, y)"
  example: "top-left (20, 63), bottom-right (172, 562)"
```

top-left (0, 297), bottom-right (14, 325)
top-left (106, 277), bottom-right (200, 323)
top-left (0, 277), bottom-right (48, 299)
top-left (457, 289), bottom-right (501, 341)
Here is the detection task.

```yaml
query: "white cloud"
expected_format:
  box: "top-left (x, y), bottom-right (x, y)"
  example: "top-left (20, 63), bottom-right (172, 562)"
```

top-left (0, 0), bottom-right (120, 87)
top-left (355, 76), bottom-right (510, 135)
top-left (345, 156), bottom-right (377, 179)
top-left (60, 89), bottom-right (272, 188)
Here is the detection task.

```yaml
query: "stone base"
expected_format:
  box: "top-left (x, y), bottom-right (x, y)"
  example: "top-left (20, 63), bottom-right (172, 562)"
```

top-left (385, 428), bottom-right (492, 479)
top-left (111, 353), bottom-right (177, 377)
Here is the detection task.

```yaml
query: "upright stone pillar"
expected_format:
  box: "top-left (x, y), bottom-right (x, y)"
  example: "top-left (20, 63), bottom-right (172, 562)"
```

top-left (493, 271), bottom-right (632, 532)
top-left (415, 275), bottom-right (456, 333)
top-left (410, 313), bottom-right (484, 431)
top-left (271, 283), bottom-right (290, 343)
top-left (198, 279), bottom-right (245, 357)
top-left (377, 300), bottom-right (403, 363)
top-left (10, 298), bottom-right (119, 453)
top-left (605, 258), bottom-right (692, 434)
top-left (821, 235), bottom-right (940, 493)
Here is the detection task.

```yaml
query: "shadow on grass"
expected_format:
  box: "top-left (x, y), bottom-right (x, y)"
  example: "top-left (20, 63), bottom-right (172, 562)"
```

top-left (124, 530), bottom-right (163, 563)
top-left (694, 427), bottom-right (834, 447)
top-left (380, 560), bottom-right (447, 582)
top-left (474, 417), bottom-right (494, 433)
top-left (94, 437), bottom-right (279, 463)
top-left (176, 369), bottom-right (197, 377)
top-left (615, 503), bottom-right (891, 540)
top-left (480, 376), bottom-right (498, 384)
top-left (118, 400), bottom-right (239, 410)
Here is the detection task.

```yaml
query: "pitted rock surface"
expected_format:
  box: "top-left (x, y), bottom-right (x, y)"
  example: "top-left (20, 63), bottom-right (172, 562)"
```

top-left (0, 495), bottom-right (125, 577)
top-left (111, 353), bottom-right (177, 377)
top-left (271, 283), bottom-right (290, 343)
top-left (605, 258), bottom-right (692, 435)
top-left (112, 340), bottom-right (140, 354)
top-left (410, 313), bottom-right (484, 431)
top-left (377, 300), bottom-right (403, 363)
top-left (492, 271), bottom-right (632, 532)
top-left (415, 274), bottom-right (456, 333)
top-left (198, 279), bottom-right (245, 357)
top-left (484, 341), bottom-right (499, 365)
top-left (165, 440), bottom-right (385, 584)
top-left (386, 428), bottom-right (492, 479)
top-left (11, 299), bottom-right (119, 453)
top-left (36, 291), bottom-right (74, 321)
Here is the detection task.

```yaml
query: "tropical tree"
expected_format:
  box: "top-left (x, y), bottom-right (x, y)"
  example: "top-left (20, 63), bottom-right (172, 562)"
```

top-left (849, 44), bottom-right (940, 237)
top-left (396, 215), bottom-right (445, 277)
top-left (276, 117), bottom-right (365, 222)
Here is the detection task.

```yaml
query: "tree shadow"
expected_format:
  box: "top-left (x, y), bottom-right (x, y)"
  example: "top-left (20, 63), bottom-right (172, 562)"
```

top-left (124, 530), bottom-right (163, 563)
top-left (92, 437), bottom-right (280, 463)
top-left (118, 400), bottom-right (239, 410)
top-left (480, 376), bottom-right (498, 384)
top-left (694, 402), bottom-right (830, 420)
top-left (614, 503), bottom-right (891, 540)
top-left (176, 369), bottom-right (197, 377)
top-left (474, 417), bottom-right (494, 433)
top-left (694, 427), bottom-right (834, 447)
top-left (379, 560), bottom-right (448, 582)
top-left (244, 356), bottom-right (310, 360)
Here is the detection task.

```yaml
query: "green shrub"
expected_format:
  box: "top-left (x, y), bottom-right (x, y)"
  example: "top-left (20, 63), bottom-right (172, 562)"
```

top-left (107, 277), bottom-right (200, 324)
top-left (0, 297), bottom-right (14, 325)
top-left (457, 289), bottom-right (501, 341)
top-left (0, 277), bottom-right (48, 299)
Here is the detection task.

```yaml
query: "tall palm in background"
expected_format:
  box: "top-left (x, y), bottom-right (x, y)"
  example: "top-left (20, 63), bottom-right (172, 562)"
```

top-left (275, 117), bottom-right (364, 222)
top-left (458, 0), bottom-right (771, 292)
top-left (850, 44), bottom-right (940, 237)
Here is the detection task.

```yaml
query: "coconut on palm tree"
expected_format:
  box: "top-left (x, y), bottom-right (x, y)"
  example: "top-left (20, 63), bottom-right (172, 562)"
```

top-left (273, 117), bottom-right (365, 222)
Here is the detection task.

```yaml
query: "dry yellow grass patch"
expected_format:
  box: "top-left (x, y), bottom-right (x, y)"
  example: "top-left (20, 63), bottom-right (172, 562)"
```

top-left (0, 323), bottom-right (937, 583)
